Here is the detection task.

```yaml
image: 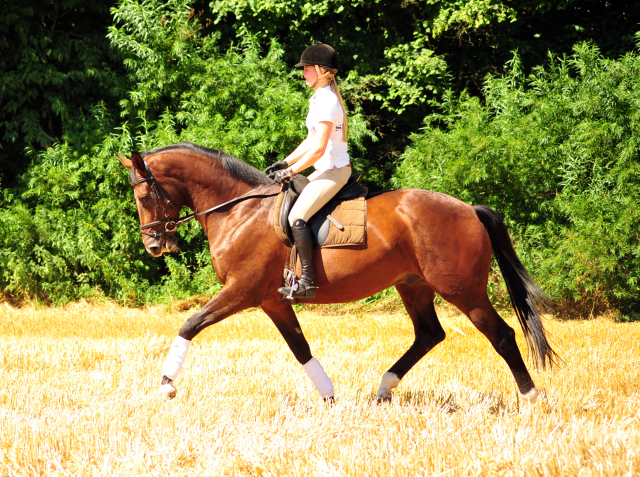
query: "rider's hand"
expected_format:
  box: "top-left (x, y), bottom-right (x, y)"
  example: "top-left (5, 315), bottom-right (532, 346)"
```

top-left (264, 161), bottom-right (288, 175)
top-left (275, 169), bottom-right (295, 184)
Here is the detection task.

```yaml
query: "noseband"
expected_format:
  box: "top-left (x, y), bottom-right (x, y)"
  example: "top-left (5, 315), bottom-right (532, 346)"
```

top-left (128, 159), bottom-right (278, 246)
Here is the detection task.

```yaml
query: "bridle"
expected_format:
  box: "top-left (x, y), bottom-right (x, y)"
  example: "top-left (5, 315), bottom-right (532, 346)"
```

top-left (129, 160), bottom-right (179, 241)
top-left (129, 159), bottom-right (279, 245)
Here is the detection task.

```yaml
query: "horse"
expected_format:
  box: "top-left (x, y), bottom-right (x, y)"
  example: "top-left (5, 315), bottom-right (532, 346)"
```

top-left (118, 142), bottom-right (556, 403)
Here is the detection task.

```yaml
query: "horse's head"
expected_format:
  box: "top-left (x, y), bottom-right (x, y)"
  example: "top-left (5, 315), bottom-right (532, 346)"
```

top-left (118, 152), bottom-right (180, 257)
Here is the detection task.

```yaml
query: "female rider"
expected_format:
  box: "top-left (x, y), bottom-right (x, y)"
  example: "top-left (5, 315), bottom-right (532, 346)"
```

top-left (265, 42), bottom-right (351, 300)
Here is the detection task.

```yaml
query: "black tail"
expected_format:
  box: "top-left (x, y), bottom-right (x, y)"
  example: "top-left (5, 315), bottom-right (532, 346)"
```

top-left (474, 205), bottom-right (557, 369)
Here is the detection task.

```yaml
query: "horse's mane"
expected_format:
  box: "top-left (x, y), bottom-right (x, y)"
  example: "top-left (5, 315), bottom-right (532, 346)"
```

top-left (143, 142), bottom-right (274, 186)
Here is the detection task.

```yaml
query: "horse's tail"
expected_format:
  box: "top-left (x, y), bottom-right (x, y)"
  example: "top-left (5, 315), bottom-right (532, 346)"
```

top-left (473, 205), bottom-right (557, 369)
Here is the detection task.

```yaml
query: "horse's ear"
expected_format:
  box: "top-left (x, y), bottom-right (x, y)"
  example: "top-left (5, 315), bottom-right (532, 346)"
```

top-left (117, 155), bottom-right (132, 169)
top-left (130, 151), bottom-right (147, 176)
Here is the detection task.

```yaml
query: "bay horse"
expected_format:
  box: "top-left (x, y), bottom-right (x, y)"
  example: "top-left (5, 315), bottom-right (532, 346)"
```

top-left (118, 142), bottom-right (556, 403)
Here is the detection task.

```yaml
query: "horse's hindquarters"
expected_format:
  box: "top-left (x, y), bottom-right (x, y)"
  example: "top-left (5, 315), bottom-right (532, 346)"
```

top-left (307, 189), bottom-right (493, 305)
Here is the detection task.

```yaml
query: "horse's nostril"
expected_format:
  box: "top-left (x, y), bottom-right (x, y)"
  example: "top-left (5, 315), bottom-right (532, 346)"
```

top-left (148, 245), bottom-right (162, 255)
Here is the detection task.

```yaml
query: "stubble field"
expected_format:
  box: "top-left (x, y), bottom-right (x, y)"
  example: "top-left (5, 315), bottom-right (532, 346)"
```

top-left (0, 301), bottom-right (639, 476)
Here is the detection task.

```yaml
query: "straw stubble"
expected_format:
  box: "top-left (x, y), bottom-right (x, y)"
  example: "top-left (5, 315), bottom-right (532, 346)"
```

top-left (0, 302), bottom-right (638, 476)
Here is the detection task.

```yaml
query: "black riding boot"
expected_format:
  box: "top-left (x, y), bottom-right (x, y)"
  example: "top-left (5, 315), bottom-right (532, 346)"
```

top-left (278, 219), bottom-right (316, 299)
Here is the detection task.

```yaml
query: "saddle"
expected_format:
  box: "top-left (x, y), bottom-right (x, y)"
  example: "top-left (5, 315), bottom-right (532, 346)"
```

top-left (274, 173), bottom-right (368, 248)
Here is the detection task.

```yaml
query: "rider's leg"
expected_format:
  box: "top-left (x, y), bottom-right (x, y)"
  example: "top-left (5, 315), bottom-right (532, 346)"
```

top-left (281, 218), bottom-right (316, 298)
top-left (279, 166), bottom-right (351, 299)
top-left (288, 166), bottom-right (351, 226)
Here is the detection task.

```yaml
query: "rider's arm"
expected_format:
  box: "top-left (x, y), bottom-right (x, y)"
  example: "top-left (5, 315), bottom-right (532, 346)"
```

top-left (287, 121), bottom-right (332, 174)
top-left (284, 137), bottom-right (313, 166)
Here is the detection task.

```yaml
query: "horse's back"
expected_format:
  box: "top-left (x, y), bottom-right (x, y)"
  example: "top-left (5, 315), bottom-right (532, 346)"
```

top-left (312, 188), bottom-right (492, 302)
top-left (370, 189), bottom-right (493, 292)
top-left (366, 188), bottom-right (484, 239)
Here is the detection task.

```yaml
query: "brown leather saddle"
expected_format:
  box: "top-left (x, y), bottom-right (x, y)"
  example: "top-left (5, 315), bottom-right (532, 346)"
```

top-left (275, 173), bottom-right (368, 248)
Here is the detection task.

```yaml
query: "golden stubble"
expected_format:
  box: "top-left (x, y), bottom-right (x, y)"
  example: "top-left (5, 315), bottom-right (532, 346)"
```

top-left (0, 301), bottom-right (638, 476)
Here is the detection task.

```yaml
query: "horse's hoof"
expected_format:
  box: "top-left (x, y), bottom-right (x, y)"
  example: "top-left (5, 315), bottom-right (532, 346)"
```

top-left (376, 393), bottom-right (392, 403)
top-left (376, 372), bottom-right (399, 403)
top-left (158, 383), bottom-right (177, 401)
top-left (521, 388), bottom-right (539, 404)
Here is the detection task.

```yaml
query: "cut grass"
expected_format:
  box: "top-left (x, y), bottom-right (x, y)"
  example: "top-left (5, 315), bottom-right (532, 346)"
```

top-left (0, 301), bottom-right (638, 476)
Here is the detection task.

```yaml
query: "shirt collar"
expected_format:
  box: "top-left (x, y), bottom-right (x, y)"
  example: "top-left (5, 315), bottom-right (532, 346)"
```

top-left (310, 85), bottom-right (332, 101)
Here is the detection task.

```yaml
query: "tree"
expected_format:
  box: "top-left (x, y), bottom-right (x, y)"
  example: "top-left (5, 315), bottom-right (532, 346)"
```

top-left (395, 42), bottom-right (640, 317)
top-left (0, 0), bottom-right (122, 186)
top-left (209, 0), bottom-right (640, 187)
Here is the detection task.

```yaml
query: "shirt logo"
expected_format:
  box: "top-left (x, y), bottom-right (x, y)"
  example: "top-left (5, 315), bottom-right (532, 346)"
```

top-left (336, 124), bottom-right (342, 131)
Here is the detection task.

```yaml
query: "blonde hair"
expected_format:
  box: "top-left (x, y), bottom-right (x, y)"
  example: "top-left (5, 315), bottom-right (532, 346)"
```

top-left (315, 65), bottom-right (348, 141)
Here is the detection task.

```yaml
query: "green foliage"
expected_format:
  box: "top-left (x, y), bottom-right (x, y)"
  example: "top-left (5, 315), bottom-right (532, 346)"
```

top-left (0, 0), bottom-right (373, 304)
top-left (209, 0), bottom-right (640, 187)
top-left (107, 0), bottom-right (372, 168)
top-left (395, 42), bottom-right (640, 315)
top-left (2, 0), bottom-right (639, 312)
top-left (0, 116), bottom-right (158, 304)
top-left (0, 0), bottom-right (121, 184)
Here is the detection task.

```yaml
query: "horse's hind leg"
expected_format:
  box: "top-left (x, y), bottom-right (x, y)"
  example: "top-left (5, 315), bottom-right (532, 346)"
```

top-left (377, 281), bottom-right (446, 401)
top-left (453, 294), bottom-right (538, 402)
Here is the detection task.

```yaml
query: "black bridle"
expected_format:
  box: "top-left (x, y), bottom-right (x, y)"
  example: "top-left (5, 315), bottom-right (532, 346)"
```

top-left (128, 159), bottom-right (279, 244)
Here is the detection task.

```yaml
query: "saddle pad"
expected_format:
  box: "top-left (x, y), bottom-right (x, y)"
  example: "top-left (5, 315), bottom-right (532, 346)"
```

top-left (310, 195), bottom-right (367, 248)
top-left (273, 191), bottom-right (367, 248)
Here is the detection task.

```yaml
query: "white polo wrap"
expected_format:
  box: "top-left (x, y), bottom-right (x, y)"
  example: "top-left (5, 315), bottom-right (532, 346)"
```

top-left (162, 336), bottom-right (191, 380)
top-left (302, 357), bottom-right (334, 399)
top-left (377, 372), bottom-right (400, 398)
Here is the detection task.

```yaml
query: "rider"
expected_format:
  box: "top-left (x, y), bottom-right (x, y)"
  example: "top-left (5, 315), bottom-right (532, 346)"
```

top-left (265, 42), bottom-right (351, 300)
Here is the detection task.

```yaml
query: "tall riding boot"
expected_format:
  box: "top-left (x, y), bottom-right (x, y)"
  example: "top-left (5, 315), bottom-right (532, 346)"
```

top-left (278, 219), bottom-right (316, 299)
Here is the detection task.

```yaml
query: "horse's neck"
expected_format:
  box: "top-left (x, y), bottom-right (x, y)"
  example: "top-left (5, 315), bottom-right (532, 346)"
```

top-left (174, 157), bottom-right (272, 243)
top-left (190, 174), bottom-right (254, 214)
top-left (172, 156), bottom-right (256, 214)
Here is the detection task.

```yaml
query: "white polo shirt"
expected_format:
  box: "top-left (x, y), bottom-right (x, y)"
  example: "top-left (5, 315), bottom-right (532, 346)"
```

top-left (306, 85), bottom-right (350, 171)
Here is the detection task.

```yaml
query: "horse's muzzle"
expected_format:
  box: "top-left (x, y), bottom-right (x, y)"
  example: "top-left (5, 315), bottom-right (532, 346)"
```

top-left (145, 238), bottom-right (163, 257)
top-left (163, 236), bottom-right (178, 253)
top-left (144, 235), bottom-right (177, 257)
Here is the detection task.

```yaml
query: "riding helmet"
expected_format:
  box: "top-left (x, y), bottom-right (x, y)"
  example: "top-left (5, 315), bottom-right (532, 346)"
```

top-left (295, 42), bottom-right (339, 70)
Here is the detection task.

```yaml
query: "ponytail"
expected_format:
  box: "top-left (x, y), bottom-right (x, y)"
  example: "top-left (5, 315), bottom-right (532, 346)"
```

top-left (316, 65), bottom-right (348, 141)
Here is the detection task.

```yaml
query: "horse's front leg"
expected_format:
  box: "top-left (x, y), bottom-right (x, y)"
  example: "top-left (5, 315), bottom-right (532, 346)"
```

top-left (159, 283), bottom-right (259, 400)
top-left (261, 301), bottom-right (335, 401)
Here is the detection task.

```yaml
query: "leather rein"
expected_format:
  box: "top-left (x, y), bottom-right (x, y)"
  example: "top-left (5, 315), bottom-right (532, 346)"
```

top-left (129, 159), bottom-right (278, 243)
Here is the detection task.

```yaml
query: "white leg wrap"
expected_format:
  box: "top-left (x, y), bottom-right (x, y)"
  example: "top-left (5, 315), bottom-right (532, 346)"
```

top-left (522, 387), bottom-right (539, 404)
top-left (377, 372), bottom-right (400, 400)
top-left (302, 357), bottom-right (334, 399)
top-left (162, 336), bottom-right (191, 380)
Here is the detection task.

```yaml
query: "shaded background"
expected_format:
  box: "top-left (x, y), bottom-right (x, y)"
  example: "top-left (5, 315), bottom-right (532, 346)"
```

top-left (1, 0), bottom-right (638, 318)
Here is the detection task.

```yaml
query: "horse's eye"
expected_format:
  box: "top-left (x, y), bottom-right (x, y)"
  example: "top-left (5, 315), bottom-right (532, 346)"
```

top-left (138, 194), bottom-right (152, 206)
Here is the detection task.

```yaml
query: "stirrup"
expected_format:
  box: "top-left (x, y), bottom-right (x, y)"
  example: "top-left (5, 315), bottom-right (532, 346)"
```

top-left (278, 281), bottom-right (316, 300)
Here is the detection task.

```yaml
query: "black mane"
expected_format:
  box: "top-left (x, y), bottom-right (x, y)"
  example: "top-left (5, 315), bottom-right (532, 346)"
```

top-left (143, 142), bottom-right (275, 185)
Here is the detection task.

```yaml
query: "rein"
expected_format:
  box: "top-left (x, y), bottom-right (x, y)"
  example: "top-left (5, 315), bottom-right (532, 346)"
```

top-left (129, 159), bottom-right (278, 242)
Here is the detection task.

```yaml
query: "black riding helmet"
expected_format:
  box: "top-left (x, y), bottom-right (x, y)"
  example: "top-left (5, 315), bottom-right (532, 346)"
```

top-left (295, 42), bottom-right (339, 70)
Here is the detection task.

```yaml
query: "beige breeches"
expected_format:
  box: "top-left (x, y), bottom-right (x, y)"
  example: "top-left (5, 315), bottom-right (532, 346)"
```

top-left (288, 165), bottom-right (352, 225)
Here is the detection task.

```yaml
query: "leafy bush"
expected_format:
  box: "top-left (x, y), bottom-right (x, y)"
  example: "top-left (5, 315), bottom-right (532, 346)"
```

top-left (395, 41), bottom-right (640, 317)
top-left (0, 0), bottom-right (373, 304)
top-left (0, 0), bottom-right (121, 184)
